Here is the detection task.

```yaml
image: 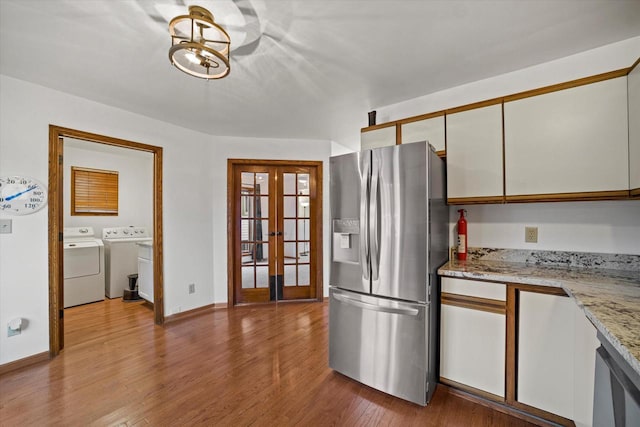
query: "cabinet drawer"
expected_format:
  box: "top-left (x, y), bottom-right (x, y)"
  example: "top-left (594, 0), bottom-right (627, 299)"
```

top-left (441, 277), bottom-right (506, 301)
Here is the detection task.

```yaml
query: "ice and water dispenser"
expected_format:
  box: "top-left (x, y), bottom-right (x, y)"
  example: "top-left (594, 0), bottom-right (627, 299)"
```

top-left (332, 219), bottom-right (360, 263)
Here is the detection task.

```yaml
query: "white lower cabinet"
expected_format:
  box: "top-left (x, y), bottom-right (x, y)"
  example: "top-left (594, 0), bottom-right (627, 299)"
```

top-left (137, 244), bottom-right (154, 303)
top-left (440, 277), bottom-right (506, 397)
top-left (440, 277), bottom-right (600, 426)
top-left (440, 304), bottom-right (506, 397)
top-left (518, 291), bottom-right (599, 426)
top-left (518, 292), bottom-right (575, 418)
top-left (572, 303), bottom-right (600, 427)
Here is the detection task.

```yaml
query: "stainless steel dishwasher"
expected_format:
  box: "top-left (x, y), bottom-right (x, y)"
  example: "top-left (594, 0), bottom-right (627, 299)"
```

top-left (592, 334), bottom-right (640, 426)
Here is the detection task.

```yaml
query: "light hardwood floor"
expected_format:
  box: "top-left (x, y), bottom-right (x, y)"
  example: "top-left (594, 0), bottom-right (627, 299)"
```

top-left (0, 299), bottom-right (535, 426)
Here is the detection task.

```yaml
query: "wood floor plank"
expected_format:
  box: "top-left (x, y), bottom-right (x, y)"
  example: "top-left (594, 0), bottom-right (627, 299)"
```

top-left (0, 298), bottom-right (535, 426)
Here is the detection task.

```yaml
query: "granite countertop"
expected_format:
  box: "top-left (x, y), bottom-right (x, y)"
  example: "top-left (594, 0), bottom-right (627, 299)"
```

top-left (437, 248), bottom-right (640, 377)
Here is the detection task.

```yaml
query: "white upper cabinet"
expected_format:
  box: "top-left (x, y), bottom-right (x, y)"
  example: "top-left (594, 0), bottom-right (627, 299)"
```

top-left (629, 62), bottom-right (640, 196)
top-left (361, 126), bottom-right (396, 151)
top-left (504, 77), bottom-right (629, 198)
top-left (401, 116), bottom-right (445, 152)
top-left (446, 104), bottom-right (504, 201)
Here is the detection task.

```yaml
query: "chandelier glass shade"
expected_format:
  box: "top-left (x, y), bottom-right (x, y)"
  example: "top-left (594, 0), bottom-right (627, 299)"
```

top-left (169, 5), bottom-right (230, 79)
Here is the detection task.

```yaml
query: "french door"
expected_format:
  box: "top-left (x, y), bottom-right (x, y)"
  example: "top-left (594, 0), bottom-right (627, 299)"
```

top-left (229, 160), bottom-right (322, 304)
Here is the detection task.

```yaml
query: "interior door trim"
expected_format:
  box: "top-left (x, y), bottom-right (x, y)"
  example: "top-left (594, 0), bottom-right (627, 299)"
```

top-left (227, 159), bottom-right (323, 306)
top-left (48, 125), bottom-right (164, 357)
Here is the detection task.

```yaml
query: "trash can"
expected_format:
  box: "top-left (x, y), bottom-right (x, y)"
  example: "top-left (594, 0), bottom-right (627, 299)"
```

top-left (123, 273), bottom-right (141, 301)
top-left (127, 273), bottom-right (138, 290)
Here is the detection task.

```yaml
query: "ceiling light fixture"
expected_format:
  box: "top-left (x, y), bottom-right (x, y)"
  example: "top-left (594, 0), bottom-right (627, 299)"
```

top-left (168, 5), bottom-right (230, 79)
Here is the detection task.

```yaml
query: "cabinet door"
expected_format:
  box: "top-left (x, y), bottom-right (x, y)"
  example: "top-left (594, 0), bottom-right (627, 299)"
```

top-left (361, 126), bottom-right (396, 150)
top-left (446, 104), bottom-right (503, 202)
top-left (401, 116), bottom-right (445, 152)
top-left (138, 257), bottom-right (153, 303)
top-left (629, 63), bottom-right (640, 196)
top-left (573, 304), bottom-right (599, 427)
top-left (440, 304), bottom-right (506, 397)
top-left (504, 77), bottom-right (629, 198)
top-left (518, 292), bottom-right (574, 419)
top-left (440, 278), bottom-right (506, 397)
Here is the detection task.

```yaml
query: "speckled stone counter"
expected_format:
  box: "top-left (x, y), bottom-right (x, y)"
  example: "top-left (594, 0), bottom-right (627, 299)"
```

top-left (438, 248), bottom-right (640, 377)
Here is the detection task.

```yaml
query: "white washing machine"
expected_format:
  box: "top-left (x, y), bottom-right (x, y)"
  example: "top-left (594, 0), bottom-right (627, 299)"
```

top-left (103, 226), bottom-right (152, 298)
top-left (63, 227), bottom-right (105, 308)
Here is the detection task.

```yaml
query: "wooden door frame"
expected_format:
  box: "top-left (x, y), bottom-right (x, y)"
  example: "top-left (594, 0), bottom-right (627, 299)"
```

top-left (227, 159), bottom-right (323, 306)
top-left (48, 125), bottom-right (164, 357)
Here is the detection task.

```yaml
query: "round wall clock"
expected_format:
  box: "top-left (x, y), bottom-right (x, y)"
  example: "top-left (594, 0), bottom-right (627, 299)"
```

top-left (0, 175), bottom-right (48, 215)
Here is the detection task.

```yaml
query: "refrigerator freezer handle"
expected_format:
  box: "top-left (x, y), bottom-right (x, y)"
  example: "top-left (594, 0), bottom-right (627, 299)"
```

top-left (370, 159), bottom-right (380, 281)
top-left (360, 157), bottom-right (370, 280)
top-left (333, 293), bottom-right (420, 316)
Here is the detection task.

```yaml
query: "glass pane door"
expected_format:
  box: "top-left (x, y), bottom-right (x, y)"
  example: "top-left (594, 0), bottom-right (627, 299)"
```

top-left (232, 163), bottom-right (319, 304)
top-left (235, 166), bottom-right (277, 303)
top-left (278, 168), bottom-right (316, 301)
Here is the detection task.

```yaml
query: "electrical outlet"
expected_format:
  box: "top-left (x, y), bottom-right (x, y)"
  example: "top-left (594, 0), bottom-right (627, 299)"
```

top-left (525, 226), bottom-right (538, 243)
top-left (188, 283), bottom-right (195, 294)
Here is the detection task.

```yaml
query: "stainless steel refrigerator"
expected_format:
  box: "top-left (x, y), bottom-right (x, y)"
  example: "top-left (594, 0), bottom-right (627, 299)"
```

top-left (329, 140), bottom-right (448, 406)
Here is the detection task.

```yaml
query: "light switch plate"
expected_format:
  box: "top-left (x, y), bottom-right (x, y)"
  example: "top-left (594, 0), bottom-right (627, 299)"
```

top-left (0, 219), bottom-right (12, 234)
top-left (525, 226), bottom-right (538, 243)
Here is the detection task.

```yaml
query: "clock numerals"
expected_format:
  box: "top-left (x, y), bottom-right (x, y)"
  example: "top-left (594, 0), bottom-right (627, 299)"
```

top-left (0, 176), bottom-right (48, 215)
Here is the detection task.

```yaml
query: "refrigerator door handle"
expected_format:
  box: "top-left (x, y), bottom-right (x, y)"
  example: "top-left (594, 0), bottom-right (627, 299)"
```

top-left (333, 293), bottom-right (420, 316)
top-left (359, 156), bottom-right (370, 280)
top-left (370, 158), bottom-right (380, 281)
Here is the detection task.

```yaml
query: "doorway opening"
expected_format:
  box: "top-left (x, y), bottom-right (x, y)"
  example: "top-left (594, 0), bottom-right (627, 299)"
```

top-left (48, 125), bottom-right (164, 357)
top-left (227, 159), bottom-right (323, 305)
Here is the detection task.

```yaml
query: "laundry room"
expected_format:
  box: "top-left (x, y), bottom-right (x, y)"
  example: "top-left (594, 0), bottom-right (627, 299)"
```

top-left (62, 138), bottom-right (154, 309)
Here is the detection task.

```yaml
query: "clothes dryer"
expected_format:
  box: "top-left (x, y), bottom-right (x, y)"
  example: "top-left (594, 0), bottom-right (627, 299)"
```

top-left (63, 227), bottom-right (105, 308)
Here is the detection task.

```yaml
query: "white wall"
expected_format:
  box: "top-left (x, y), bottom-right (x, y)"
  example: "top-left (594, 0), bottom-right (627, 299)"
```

top-left (375, 37), bottom-right (640, 255)
top-left (450, 201), bottom-right (640, 255)
top-left (63, 139), bottom-right (154, 238)
top-left (330, 140), bottom-right (356, 157)
top-left (0, 75), bottom-right (333, 365)
top-left (376, 37), bottom-right (640, 123)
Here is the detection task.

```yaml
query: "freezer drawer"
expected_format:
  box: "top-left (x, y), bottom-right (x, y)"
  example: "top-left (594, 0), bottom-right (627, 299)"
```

top-left (329, 288), bottom-right (432, 405)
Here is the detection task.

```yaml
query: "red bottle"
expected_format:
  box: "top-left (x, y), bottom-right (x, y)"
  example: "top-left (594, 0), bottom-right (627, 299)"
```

top-left (457, 209), bottom-right (467, 261)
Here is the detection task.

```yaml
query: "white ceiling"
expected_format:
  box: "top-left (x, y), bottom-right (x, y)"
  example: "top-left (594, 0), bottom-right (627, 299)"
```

top-left (1, 0), bottom-right (640, 146)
